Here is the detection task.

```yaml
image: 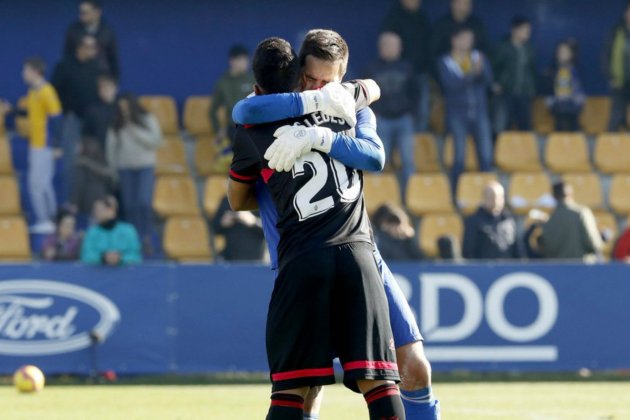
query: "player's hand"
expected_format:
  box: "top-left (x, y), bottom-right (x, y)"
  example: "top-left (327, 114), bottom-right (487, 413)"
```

top-left (265, 125), bottom-right (333, 172)
top-left (301, 82), bottom-right (357, 127)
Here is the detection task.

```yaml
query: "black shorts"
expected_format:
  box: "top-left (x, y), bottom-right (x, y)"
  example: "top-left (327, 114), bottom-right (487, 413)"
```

top-left (266, 242), bottom-right (400, 393)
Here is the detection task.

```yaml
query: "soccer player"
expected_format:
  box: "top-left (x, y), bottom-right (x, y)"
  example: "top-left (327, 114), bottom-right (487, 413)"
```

top-left (232, 30), bottom-right (440, 420)
top-left (229, 37), bottom-right (405, 420)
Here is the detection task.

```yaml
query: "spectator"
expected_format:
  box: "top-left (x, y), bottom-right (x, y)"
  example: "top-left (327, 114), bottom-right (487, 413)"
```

top-left (1, 57), bottom-right (62, 234)
top-left (381, 0), bottom-right (432, 132)
top-left (365, 32), bottom-right (418, 198)
top-left (41, 210), bottom-right (82, 261)
top-left (540, 182), bottom-right (603, 260)
top-left (545, 40), bottom-right (585, 131)
top-left (211, 197), bottom-right (265, 261)
top-left (63, 0), bottom-right (119, 79)
top-left (431, 0), bottom-right (491, 62)
top-left (605, 2), bottom-right (630, 131)
top-left (492, 16), bottom-right (537, 134)
top-left (106, 93), bottom-right (163, 250)
top-left (209, 45), bottom-right (255, 144)
top-left (438, 25), bottom-right (493, 192)
top-left (81, 195), bottom-right (142, 265)
top-left (372, 203), bottom-right (423, 261)
top-left (463, 181), bottom-right (522, 259)
top-left (84, 74), bottom-right (118, 147)
top-left (613, 224), bottom-right (630, 262)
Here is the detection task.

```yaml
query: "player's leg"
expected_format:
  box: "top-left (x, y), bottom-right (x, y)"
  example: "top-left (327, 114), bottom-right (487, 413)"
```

top-left (303, 386), bottom-right (323, 420)
top-left (267, 387), bottom-right (310, 420)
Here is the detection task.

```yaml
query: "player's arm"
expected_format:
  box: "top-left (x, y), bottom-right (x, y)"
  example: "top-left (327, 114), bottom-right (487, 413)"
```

top-left (228, 125), bottom-right (261, 211)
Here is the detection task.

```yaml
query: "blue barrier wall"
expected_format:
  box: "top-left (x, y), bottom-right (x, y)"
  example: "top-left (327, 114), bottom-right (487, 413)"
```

top-left (0, 0), bottom-right (626, 104)
top-left (1, 263), bottom-right (629, 375)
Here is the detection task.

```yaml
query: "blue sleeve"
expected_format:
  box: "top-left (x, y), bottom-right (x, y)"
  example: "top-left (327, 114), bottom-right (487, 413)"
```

top-left (328, 107), bottom-right (385, 172)
top-left (232, 93), bottom-right (304, 125)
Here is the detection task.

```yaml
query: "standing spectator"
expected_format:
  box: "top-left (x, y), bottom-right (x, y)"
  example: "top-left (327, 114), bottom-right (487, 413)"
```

top-left (492, 16), bottom-right (537, 134)
top-left (381, 0), bottom-right (432, 132)
top-left (209, 45), bottom-right (255, 144)
top-left (372, 203), bottom-right (423, 261)
top-left (211, 197), bottom-right (265, 261)
top-left (605, 2), bottom-right (630, 131)
top-left (438, 25), bottom-right (493, 192)
top-left (41, 210), bottom-right (82, 261)
top-left (545, 40), bottom-right (585, 131)
top-left (463, 181), bottom-right (522, 259)
top-left (540, 182), bottom-right (603, 260)
top-left (81, 195), bottom-right (142, 265)
top-left (63, 0), bottom-right (119, 79)
top-left (84, 74), bottom-right (118, 147)
top-left (106, 93), bottom-right (163, 251)
top-left (613, 224), bottom-right (630, 262)
top-left (365, 32), bottom-right (418, 198)
top-left (1, 57), bottom-right (62, 234)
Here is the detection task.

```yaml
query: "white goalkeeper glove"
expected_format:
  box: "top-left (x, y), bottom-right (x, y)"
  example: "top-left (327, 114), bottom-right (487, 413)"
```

top-left (264, 125), bottom-right (334, 172)
top-left (300, 82), bottom-right (357, 127)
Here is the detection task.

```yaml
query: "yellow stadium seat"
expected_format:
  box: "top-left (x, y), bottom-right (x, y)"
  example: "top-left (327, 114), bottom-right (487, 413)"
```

top-left (580, 96), bottom-right (610, 135)
top-left (0, 138), bottom-right (14, 175)
top-left (0, 217), bottom-right (31, 261)
top-left (594, 133), bottom-right (630, 174)
top-left (155, 137), bottom-right (188, 175)
top-left (545, 132), bottom-right (591, 173)
top-left (16, 97), bottom-right (29, 137)
top-left (153, 175), bottom-right (200, 218)
top-left (362, 174), bottom-right (402, 215)
top-left (532, 97), bottom-right (554, 134)
top-left (562, 172), bottom-right (604, 210)
top-left (139, 95), bottom-right (179, 135)
top-left (429, 96), bottom-right (445, 134)
top-left (419, 213), bottom-right (463, 258)
top-left (456, 172), bottom-right (499, 215)
top-left (194, 137), bottom-right (222, 177)
top-left (204, 176), bottom-right (228, 217)
top-left (592, 211), bottom-right (618, 259)
top-left (163, 216), bottom-right (211, 262)
top-left (495, 131), bottom-right (542, 172)
top-left (415, 133), bottom-right (441, 173)
top-left (508, 172), bottom-right (554, 215)
top-left (609, 174), bottom-right (630, 215)
top-left (0, 177), bottom-right (21, 215)
top-left (406, 173), bottom-right (453, 216)
top-left (443, 135), bottom-right (479, 171)
top-left (183, 96), bottom-right (213, 136)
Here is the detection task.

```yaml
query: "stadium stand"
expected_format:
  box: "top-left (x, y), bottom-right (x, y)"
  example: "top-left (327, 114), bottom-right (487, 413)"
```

top-left (545, 132), bottom-right (591, 172)
top-left (138, 95), bottom-right (179, 135)
top-left (153, 175), bottom-right (200, 218)
top-left (0, 176), bottom-right (22, 215)
top-left (406, 173), bottom-right (453, 216)
top-left (163, 216), bottom-right (212, 261)
top-left (428, 96), bottom-right (445, 134)
top-left (443, 135), bottom-right (479, 171)
top-left (456, 172), bottom-right (499, 215)
top-left (362, 173), bottom-right (402, 215)
top-left (532, 97), bottom-right (554, 134)
top-left (579, 96), bottom-right (610, 135)
top-left (508, 171), bottom-right (554, 215)
top-left (419, 213), bottom-right (463, 258)
top-left (0, 138), bottom-right (14, 174)
top-left (562, 172), bottom-right (604, 210)
top-left (203, 176), bottom-right (228, 217)
top-left (156, 137), bottom-right (188, 175)
top-left (0, 217), bottom-right (31, 261)
top-left (414, 133), bottom-right (441, 173)
top-left (194, 138), bottom-right (220, 177)
top-left (495, 131), bottom-right (542, 172)
top-left (593, 210), bottom-right (618, 258)
top-left (594, 133), bottom-right (630, 174)
top-left (609, 174), bottom-right (630, 215)
top-left (183, 96), bottom-right (213, 137)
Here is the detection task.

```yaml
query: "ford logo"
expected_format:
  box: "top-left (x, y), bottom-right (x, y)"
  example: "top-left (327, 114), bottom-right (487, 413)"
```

top-left (0, 280), bottom-right (120, 356)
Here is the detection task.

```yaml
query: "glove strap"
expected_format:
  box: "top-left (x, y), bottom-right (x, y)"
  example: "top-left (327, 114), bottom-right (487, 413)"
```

top-left (311, 127), bottom-right (333, 153)
top-left (301, 90), bottom-right (324, 115)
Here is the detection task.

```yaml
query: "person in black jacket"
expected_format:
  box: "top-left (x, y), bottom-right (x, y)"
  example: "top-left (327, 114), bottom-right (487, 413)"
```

top-left (463, 181), bottom-right (522, 260)
top-left (372, 203), bottom-right (423, 261)
top-left (211, 196), bottom-right (265, 261)
top-left (64, 0), bottom-right (119, 79)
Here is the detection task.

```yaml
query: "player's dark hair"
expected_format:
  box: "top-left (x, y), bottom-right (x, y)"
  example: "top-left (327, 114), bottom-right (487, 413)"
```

top-left (113, 92), bottom-right (148, 131)
top-left (252, 37), bottom-right (300, 94)
top-left (511, 15), bottom-right (531, 29)
top-left (229, 44), bottom-right (249, 59)
top-left (81, 0), bottom-right (102, 10)
top-left (24, 56), bottom-right (47, 77)
top-left (299, 29), bottom-right (349, 76)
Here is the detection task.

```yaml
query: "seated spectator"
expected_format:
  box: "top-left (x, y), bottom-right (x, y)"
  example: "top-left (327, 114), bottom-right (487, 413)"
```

top-left (41, 210), bottom-right (82, 261)
top-left (540, 182), bottom-right (603, 260)
top-left (372, 203), bottom-right (423, 261)
top-left (365, 32), bottom-right (418, 198)
top-left (545, 40), bottom-right (585, 131)
top-left (613, 224), bottom-right (630, 262)
top-left (106, 93), bottom-right (163, 251)
top-left (211, 196), bottom-right (265, 261)
top-left (81, 195), bottom-right (142, 265)
top-left (463, 181), bottom-right (522, 260)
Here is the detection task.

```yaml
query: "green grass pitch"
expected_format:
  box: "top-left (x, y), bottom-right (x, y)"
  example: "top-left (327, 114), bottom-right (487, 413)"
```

top-left (3, 382), bottom-right (630, 419)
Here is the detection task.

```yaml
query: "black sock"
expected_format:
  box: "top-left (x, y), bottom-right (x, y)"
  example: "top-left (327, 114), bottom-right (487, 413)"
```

top-left (364, 384), bottom-right (406, 420)
top-left (266, 393), bottom-right (305, 420)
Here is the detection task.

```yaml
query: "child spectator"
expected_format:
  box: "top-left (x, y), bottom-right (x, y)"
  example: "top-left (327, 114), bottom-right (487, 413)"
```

top-left (41, 210), bottom-right (82, 261)
top-left (211, 196), bottom-right (265, 261)
top-left (545, 40), bottom-right (585, 131)
top-left (372, 203), bottom-right (423, 261)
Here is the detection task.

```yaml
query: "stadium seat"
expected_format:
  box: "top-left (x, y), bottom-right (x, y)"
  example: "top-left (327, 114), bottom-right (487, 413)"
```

top-left (0, 138), bottom-right (14, 174)
top-left (163, 216), bottom-right (212, 262)
top-left (203, 175), bottom-right (228, 217)
top-left (16, 97), bottom-right (29, 137)
top-left (194, 137), bottom-right (221, 177)
top-left (414, 133), bottom-right (441, 173)
top-left (609, 174), bottom-right (630, 215)
top-left (429, 96), bottom-right (445, 134)
top-left (443, 135), bottom-right (479, 171)
top-left (183, 96), bottom-right (213, 136)
top-left (545, 132), bottom-right (591, 173)
top-left (594, 133), bottom-right (630, 174)
top-left (456, 172), bottom-right (499, 215)
top-left (508, 172), bottom-right (554, 215)
top-left (592, 211), bottom-right (618, 258)
top-left (0, 177), bottom-right (21, 215)
top-left (532, 97), bottom-right (554, 134)
top-left (153, 175), bottom-right (200, 218)
top-left (406, 173), bottom-right (453, 216)
top-left (156, 137), bottom-right (188, 175)
top-left (362, 174), bottom-right (402, 215)
top-left (0, 217), bottom-right (30, 261)
top-left (495, 131), bottom-right (542, 172)
top-left (580, 96), bottom-right (610, 135)
top-left (562, 172), bottom-right (604, 210)
top-left (139, 95), bottom-right (179, 135)
top-left (419, 213), bottom-right (463, 258)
